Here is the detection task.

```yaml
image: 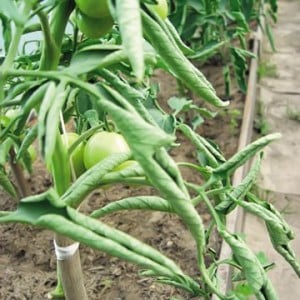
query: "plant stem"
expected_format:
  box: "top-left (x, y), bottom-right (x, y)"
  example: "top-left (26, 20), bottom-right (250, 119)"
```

top-left (39, 0), bottom-right (74, 70)
top-left (0, 1), bottom-right (34, 102)
top-left (35, 1), bottom-right (87, 298)
top-left (9, 148), bottom-right (30, 198)
top-left (38, 10), bottom-right (58, 71)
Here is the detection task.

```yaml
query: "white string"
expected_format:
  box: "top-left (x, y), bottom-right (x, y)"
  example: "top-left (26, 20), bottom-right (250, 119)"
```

top-left (54, 240), bottom-right (79, 261)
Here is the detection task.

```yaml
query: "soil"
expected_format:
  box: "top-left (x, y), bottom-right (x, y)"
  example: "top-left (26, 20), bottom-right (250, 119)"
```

top-left (0, 66), bottom-right (245, 300)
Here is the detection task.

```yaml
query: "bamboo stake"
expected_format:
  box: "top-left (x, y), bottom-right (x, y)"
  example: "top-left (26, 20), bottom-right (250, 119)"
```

top-left (54, 234), bottom-right (88, 300)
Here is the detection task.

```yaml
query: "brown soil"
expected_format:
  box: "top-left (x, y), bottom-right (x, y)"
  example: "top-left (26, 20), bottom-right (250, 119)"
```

top-left (0, 67), bottom-right (244, 300)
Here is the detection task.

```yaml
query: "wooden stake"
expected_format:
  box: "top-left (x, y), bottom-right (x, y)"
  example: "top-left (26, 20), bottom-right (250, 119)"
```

top-left (54, 234), bottom-right (88, 300)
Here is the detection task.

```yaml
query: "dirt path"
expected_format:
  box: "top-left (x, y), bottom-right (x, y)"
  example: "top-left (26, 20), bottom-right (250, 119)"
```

top-left (244, 0), bottom-right (300, 298)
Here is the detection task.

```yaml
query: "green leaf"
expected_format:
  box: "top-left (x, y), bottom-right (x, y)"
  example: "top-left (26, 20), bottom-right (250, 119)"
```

top-left (260, 278), bottom-right (279, 300)
top-left (37, 82), bottom-right (57, 157)
top-left (256, 251), bottom-right (273, 268)
top-left (239, 193), bottom-right (300, 277)
top-left (0, 14), bottom-right (12, 54)
top-left (44, 83), bottom-right (69, 166)
top-left (50, 131), bottom-right (71, 196)
top-left (212, 133), bottom-right (281, 179)
top-left (16, 83), bottom-right (49, 134)
top-left (16, 125), bottom-right (38, 161)
top-left (179, 124), bottom-right (225, 168)
top-left (116, 0), bottom-right (144, 81)
top-left (41, 213), bottom-right (178, 277)
top-left (167, 96), bottom-right (217, 119)
top-left (91, 195), bottom-right (172, 218)
top-left (231, 47), bottom-right (249, 93)
top-left (97, 68), bottom-right (155, 125)
top-left (2, 81), bottom-right (44, 106)
top-left (62, 152), bottom-right (131, 207)
top-left (231, 12), bottom-right (249, 32)
top-left (0, 168), bottom-right (17, 198)
top-left (142, 11), bottom-right (228, 108)
top-left (168, 97), bottom-right (193, 114)
top-left (148, 108), bottom-right (176, 134)
top-left (189, 41), bottom-right (226, 60)
top-left (68, 45), bottom-right (123, 75)
top-left (164, 19), bottom-right (195, 56)
top-left (191, 115), bottom-right (204, 129)
top-left (221, 229), bottom-right (266, 293)
top-left (0, 188), bottom-right (65, 225)
top-left (215, 154), bottom-right (262, 214)
top-left (69, 207), bottom-right (183, 274)
top-left (0, 137), bottom-right (14, 165)
top-left (268, 0), bottom-right (278, 14)
top-left (83, 110), bottom-right (99, 128)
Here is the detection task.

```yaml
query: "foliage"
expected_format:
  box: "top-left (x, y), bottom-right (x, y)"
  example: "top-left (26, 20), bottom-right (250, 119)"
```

top-left (0, 0), bottom-right (298, 300)
top-left (169, 0), bottom-right (278, 96)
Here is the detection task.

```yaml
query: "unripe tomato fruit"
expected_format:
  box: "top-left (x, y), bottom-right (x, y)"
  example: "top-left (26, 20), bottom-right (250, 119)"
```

top-left (147, 0), bottom-right (168, 20)
top-left (75, 0), bottom-right (110, 19)
top-left (83, 131), bottom-right (130, 170)
top-left (61, 132), bottom-right (85, 177)
top-left (76, 10), bottom-right (114, 39)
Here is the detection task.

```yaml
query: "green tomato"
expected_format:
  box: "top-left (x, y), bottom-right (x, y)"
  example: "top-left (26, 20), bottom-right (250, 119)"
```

top-left (75, 0), bottom-right (110, 19)
top-left (83, 131), bottom-right (130, 170)
top-left (147, 0), bottom-right (168, 20)
top-left (61, 132), bottom-right (86, 177)
top-left (76, 10), bottom-right (114, 39)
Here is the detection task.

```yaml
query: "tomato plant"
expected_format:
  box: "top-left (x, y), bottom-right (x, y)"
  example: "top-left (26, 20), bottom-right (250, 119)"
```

top-left (83, 131), bottom-right (130, 169)
top-left (168, 0), bottom-right (277, 96)
top-left (0, 1), bottom-right (298, 300)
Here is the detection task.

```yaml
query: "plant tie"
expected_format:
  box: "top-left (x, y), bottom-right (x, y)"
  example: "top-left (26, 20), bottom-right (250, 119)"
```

top-left (53, 240), bottom-right (80, 260)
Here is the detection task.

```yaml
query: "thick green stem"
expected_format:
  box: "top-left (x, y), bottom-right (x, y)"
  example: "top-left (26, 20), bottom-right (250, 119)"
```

top-left (38, 10), bottom-right (58, 71)
top-left (0, 1), bottom-right (34, 102)
top-left (36, 1), bottom-right (86, 299)
top-left (39, 0), bottom-right (75, 70)
top-left (0, 1), bottom-right (35, 195)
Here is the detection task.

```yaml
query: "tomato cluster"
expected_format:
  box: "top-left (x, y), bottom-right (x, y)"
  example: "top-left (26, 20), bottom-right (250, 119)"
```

top-left (73, 0), bottom-right (168, 38)
top-left (62, 131), bottom-right (132, 178)
top-left (74, 0), bottom-right (114, 38)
